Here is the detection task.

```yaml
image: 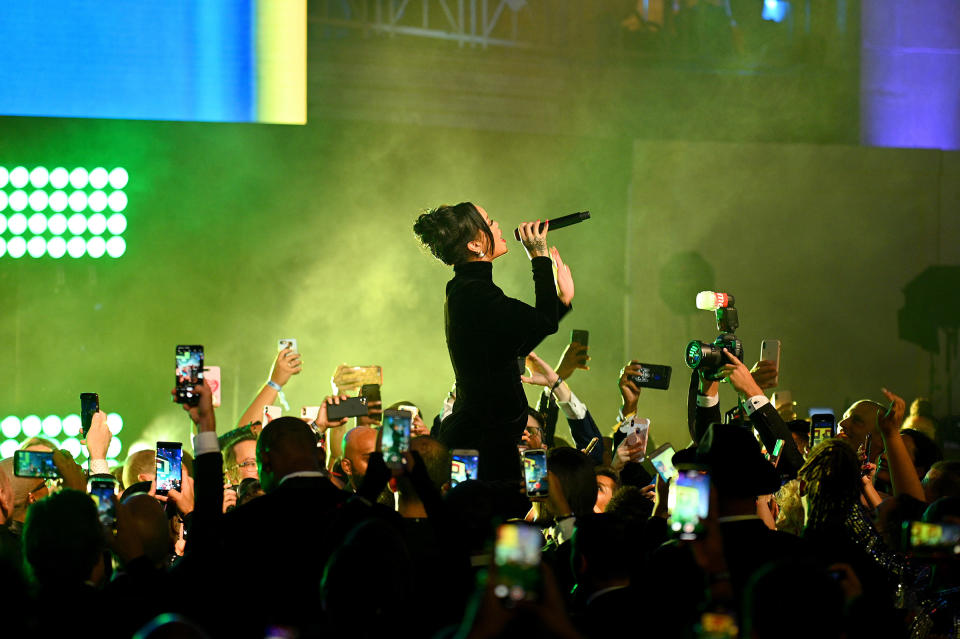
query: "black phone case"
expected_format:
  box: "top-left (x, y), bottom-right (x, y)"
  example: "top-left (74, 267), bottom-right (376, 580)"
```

top-left (630, 364), bottom-right (672, 390)
top-left (327, 397), bottom-right (369, 420)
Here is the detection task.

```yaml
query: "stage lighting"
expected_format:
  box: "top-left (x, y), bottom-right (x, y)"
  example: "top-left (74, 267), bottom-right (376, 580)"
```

top-left (46, 237), bottom-right (67, 259)
top-left (9, 166), bottom-right (29, 189)
top-left (48, 213), bottom-right (67, 235)
top-left (106, 236), bottom-right (126, 258)
top-left (107, 213), bottom-right (127, 235)
top-left (0, 440), bottom-right (18, 459)
top-left (9, 191), bottom-right (28, 212)
top-left (26, 237), bottom-right (46, 258)
top-left (0, 192), bottom-right (6, 212)
top-left (68, 191), bottom-right (87, 212)
top-left (89, 167), bottom-right (109, 190)
top-left (762, 0), bottom-right (789, 22)
top-left (106, 413), bottom-right (123, 435)
top-left (62, 414), bottom-right (82, 437)
top-left (88, 191), bottom-right (107, 213)
top-left (29, 167), bottom-right (48, 188)
top-left (67, 236), bottom-right (86, 258)
top-left (61, 437), bottom-right (83, 458)
top-left (0, 167), bottom-right (8, 188)
top-left (86, 236), bottom-right (106, 258)
top-left (69, 167), bottom-right (88, 189)
top-left (49, 167), bottom-right (69, 189)
top-left (27, 213), bottom-right (47, 234)
top-left (0, 213), bottom-right (5, 234)
top-left (42, 415), bottom-right (62, 438)
top-left (107, 191), bottom-right (127, 212)
top-left (48, 191), bottom-right (68, 212)
top-left (0, 238), bottom-right (5, 257)
top-left (0, 416), bottom-right (21, 439)
top-left (109, 167), bottom-right (128, 189)
top-left (107, 438), bottom-right (122, 459)
top-left (67, 213), bottom-right (87, 235)
top-left (87, 213), bottom-right (107, 235)
top-left (21, 415), bottom-right (42, 438)
top-left (8, 213), bottom-right (26, 235)
top-left (28, 191), bottom-right (48, 212)
top-left (7, 236), bottom-right (26, 258)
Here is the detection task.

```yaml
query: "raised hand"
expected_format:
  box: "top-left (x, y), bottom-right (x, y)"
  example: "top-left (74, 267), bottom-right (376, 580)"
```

top-left (174, 379), bottom-right (216, 433)
top-left (270, 347), bottom-right (302, 387)
top-left (520, 351), bottom-right (558, 387)
top-left (167, 473), bottom-right (195, 516)
top-left (721, 349), bottom-right (764, 398)
top-left (878, 387), bottom-right (906, 436)
top-left (85, 410), bottom-right (112, 461)
top-left (551, 246), bottom-right (574, 305)
top-left (750, 359), bottom-right (779, 390)
top-left (618, 361), bottom-right (643, 415)
top-left (556, 341), bottom-right (589, 380)
top-left (518, 219), bottom-right (549, 259)
top-left (309, 394), bottom-right (351, 432)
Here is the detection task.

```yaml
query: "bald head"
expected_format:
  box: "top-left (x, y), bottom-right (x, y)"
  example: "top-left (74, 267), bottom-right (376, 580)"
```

top-left (838, 400), bottom-right (884, 455)
top-left (341, 427), bottom-right (378, 492)
top-left (122, 493), bottom-right (172, 568)
top-left (257, 417), bottom-right (323, 493)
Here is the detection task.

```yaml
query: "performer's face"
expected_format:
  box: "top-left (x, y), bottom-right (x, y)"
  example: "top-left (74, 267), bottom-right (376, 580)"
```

top-left (475, 205), bottom-right (508, 259)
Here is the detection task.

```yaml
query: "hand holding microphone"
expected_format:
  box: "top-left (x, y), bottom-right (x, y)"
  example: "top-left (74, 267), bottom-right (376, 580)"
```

top-left (513, 211), bottom-right (590, 241)
top-left (517, 219), bottom-right (550, 259)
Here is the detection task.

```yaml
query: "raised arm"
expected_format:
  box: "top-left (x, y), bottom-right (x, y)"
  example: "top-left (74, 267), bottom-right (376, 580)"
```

top-left (877, 388), bottom-right (925, 502)
top-left (234, 347), bottom-right (302, 430)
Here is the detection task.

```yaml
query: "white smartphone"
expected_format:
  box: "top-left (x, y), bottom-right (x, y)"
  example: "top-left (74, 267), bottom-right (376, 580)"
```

top-left (203, 366), bottom-right (222, 407)
top-left (278, 338), bottom-right (298, 353)
top-left (301, 406), bottom-right (320, 422)
top-left (397, 404), bottom-right (419, 422)
top-left (760, 339), bottom-right (781, 385)
top-left (263, 405), bottom-right (282, 424)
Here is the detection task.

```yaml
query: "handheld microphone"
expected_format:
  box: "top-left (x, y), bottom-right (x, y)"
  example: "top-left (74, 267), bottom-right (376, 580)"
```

top-left (695, 291), bottom-right (735, 311)
top-left (514, 211), bottom-right (590, 241)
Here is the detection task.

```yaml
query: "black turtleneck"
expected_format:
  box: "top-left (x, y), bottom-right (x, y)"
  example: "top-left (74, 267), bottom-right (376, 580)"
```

top-left (439, 256), bottom-right (569, 478)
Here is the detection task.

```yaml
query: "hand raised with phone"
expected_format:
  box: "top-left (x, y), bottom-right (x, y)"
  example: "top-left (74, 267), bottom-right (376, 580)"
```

top-left (270, 347), bottom-right (302, 387)
top-left (173, 379), bottom-right (216, 433)
top-left (85, 410), bottom-right (112, 460)
top-left (556, 341), bottom-right (589, 380)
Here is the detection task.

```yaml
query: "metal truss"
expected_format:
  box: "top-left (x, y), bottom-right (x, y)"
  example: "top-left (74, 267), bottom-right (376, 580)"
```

top-left (313, 0), bottom-right (532, 48)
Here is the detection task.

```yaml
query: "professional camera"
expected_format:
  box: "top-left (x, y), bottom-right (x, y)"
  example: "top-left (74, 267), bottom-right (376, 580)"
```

top-left (685, 291), bottom-right (744, 381)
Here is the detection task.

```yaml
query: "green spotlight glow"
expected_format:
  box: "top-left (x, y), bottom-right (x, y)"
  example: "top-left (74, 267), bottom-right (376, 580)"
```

top-left (41, 415), bottom-right (62, 438)
top-left (48, 191), bottom-right (68, 213)
top-left (109, 167), bottom-right (128, 189)
top-left (26, 237), bottom-right (45, 258)
top-left (46, 236), bottom-right (66, 259)
top-left (0, 440), bottom-right (18, 459)
top-left (69, 167), bottom-right (88, 189)
top-left (106, 236), bottom-right (126, 258)
top-left (9, 166), bottom-right (28, 189)
top-left (47, 213), bottom-right (67, 235)
top-left (106, 413), bottom-right (123, 434)
top-left (88, 191), bottom-right (107, 213)
top-left (9, 191), bottom-right (28, 212)
top-left (7, 236), bottom-right (26, 258)
top-left (0, 213), bottom-right (5, 233)
top-left (61, 437), bottom-right (82, 458)
top-left (49, 167), bottom-right (69, 189)
top-left (106, 213), bottom-right (127, 235)
top-left (27, 213), bottom-right (47, 234)
top-left (107, 191), bottom-right (127, 212)
top-left (89, 167), bottom-right (109, 190)
top-left (87, 213), bottom-right (107, 235)
top-left (86, 236), bottom-right (106, 258)
top-left (28, 191), bottom-right (48, 212)
top-left (107, 438), bottom-right (122, 459)
top-left (68, 191), bottom-right (87, 212)
top-left (62, 414), bottom-right (81, 437)
top-left (8, 213), bottom-right (26, 235)
top-left (0, 238), bottom-right (5, 257)
top-left (0, 192), bottom-right (7, 211)
top-left (21, 415), bottom-right (41, 437)
top-left (0, 166), bottom-right (8, 188)
top-left (67, 213), bottom-right (86, 235)
top-left (66, 237), bottom-right (86, 258)
top-left (0, 416), bottom-right (21, 438)
top-left (29, 166), bottom-right (48, 188)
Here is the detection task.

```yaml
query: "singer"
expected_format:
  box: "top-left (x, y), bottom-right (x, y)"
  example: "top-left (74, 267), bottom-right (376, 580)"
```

top-left (413, 202), bottom-right (574, 481)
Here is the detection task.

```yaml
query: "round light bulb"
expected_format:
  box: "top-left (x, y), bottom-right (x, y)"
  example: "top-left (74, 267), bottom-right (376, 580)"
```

top-left (87, 213), bottom-right (107, 235)
top-left (107, 438), bottom-right (122, 459)
top-left (49, 167), bottom-right (69, 189)
top-left (27, 213), bottom-right (47, 234)
top-left (69, 167), bottom-right (89, 189)
top-left (48, 191), bottom-right (68, 212)
top-left (108, 167), bottom-right (128, 189)
top-left (106, 413), bottom-right (123, 434)
top-left (7, 213), bottom-right (27, 234)
top-left (29, 167), bottom-right (49, 188)
top-left (9, 191), bottom-right (28, 212)
top-left (46, 236), bottom-right (67, 259)
top-left (61, 437), bottom-right (82, 458)
top-left (67, 213), bottom-right (87, 235)
top-left (68, 191), bottom-right (87, 212)
top-left (47, 213), bottom-right (67, 235)
top-left (0, 213), bottom-right (6, 233)
top-left (107, 191), bottom-right (127, 212)
top-left (0, 167), bottom-right (8, 188)
top-left (89, 167), bottom-right (109, 189)
top-left (26, 236), bottom-right (46, 258)
top-left (66, 236), bottom-right (86, 258)
top-left (62, 414), bottom-right (81, 437)
top-left (106, 213), bottom-right (127, 235)
top-left (0, 416), bottom-right (21, 438)
top-left (6, 236), bottom-right (26, 258)
top-left (0, 440), bottom-right (19, 460)
top-left (41, 415), bottom-right (62, 438)
top-left (105, 236), bottom-right (126, 258)
top-left (21, 415), bottom-right (42, 437)
top-left (88, 191), bottom-right (107, 212)
top-left (0, 238), bottom-right (6, 258)
top-left (86, 236), bottom-right (106, 258)
top-left (0, 192), bottom-right (7, 211)
top-left (9, 166), bottom-right (29, 188)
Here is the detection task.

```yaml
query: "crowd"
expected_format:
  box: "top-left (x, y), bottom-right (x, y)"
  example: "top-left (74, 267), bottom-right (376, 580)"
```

top-left (2, 336), bottom-right (960, 639)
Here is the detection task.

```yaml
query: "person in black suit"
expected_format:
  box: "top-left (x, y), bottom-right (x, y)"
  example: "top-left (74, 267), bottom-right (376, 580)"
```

top-left (413, 202), bottom-right (575, 480)
top-left (569, 513), bottom-right (634, 639)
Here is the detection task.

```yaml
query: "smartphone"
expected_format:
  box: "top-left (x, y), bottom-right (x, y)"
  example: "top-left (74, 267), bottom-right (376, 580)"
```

top-left (278, 338), bottom-right (298, 353)
top-left (522, 448), bottom-right (549, 499)
top-left (360, 384), bottom-right (381, 406)
top-left (203, 366), bottom-right (221, 408)
top-left (903, 521), bottom-right (960, 557)
top-left (397, 404), bottom-right (419, 423)
top-left (381, 409), bottom-right (412, 468)
top-left (760, 339), bottom-right (781, 386)
top-left (263, 405), bottom-right (282, 424)
top-left (649, 443), bottom-right (678, 481)
top-left (13, 450), bottom-right (60, 478)
top-left (451, 448), bottom-right (480, 487)
top-left (175, 345), bottom-right (204, 406)
top-left (622, 416), bottom-right (650, 457)
top-left (628, 363), bottom-right (672, 391)
top-left (493, 522), bottom-right (542, 603)
top-left (301, 406), bottom-right (321, 422)
top-left (80, 392), bottom-right (99, 438)
top-left (326, 396), bottom-right (368, 420)
top-left (769, 439), bottom-right (785, 468)
top-left (668, 466), bottom-right (710, 539)
top-left (88, 477), bottom-right (118, 528)
top-left (810, 414), bottom-right (836, 450)
top-left (155, 441), bottom-right (183, 496)
top-left (571, 329), bottom-right (589, 346)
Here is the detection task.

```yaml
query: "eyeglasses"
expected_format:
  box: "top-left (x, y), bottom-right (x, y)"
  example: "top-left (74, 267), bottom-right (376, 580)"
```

top-left (237, 459), bottom-right (257, 469)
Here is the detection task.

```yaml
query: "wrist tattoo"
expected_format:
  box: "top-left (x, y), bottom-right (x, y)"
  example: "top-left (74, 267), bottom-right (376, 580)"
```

top-left (525, 238), bottom-right (546, 253)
